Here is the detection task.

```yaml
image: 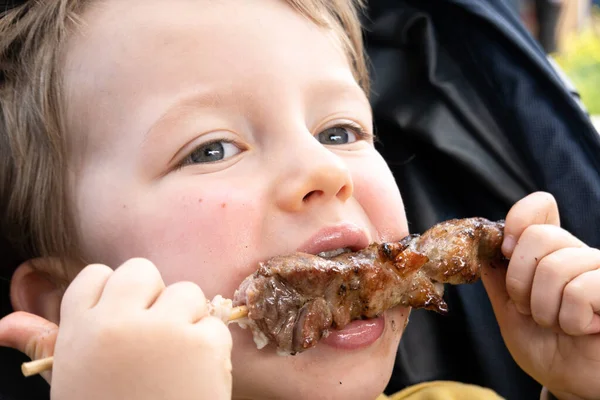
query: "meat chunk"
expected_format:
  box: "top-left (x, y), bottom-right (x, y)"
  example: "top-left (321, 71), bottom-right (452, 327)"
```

top-left (233, 217), bottom-right (506, 355)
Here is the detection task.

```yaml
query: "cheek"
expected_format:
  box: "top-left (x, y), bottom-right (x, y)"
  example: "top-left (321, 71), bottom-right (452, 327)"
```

top-left (143, 186), bottom-right (268, 297)
top-left (79, 178), bottom-right (266, 298)
top-left (350, 152), bottom-right (408, 241)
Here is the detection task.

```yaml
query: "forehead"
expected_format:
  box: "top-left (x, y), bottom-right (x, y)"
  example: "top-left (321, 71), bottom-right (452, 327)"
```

top-left (62, 0), bottom-right (364, 157)
top-left (63, 0), bottom-right (357, 118)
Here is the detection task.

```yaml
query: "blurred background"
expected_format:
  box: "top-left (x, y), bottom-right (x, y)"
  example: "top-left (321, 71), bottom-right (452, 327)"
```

top-left (512, 0), bottom-right (599, 129)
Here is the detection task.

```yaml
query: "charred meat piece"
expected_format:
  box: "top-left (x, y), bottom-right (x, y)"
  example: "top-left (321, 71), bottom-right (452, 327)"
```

top-left (232, 217), bottom-right (506, 355)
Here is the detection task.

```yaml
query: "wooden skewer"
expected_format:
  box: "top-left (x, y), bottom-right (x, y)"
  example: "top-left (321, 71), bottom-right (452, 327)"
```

top-left (22, 357), bottom-right (54, 377)
top-left (21, 304), bottom-right (248, 377)
top-left (228, 305), bottom-right (249, 321)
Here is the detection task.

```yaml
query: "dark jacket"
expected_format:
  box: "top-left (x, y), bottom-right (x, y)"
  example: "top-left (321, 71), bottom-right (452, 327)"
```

top-left (364, 1), bottom-right (600, 399)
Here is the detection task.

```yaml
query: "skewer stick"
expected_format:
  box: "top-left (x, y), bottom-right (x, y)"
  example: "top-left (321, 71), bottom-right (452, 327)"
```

top-left (21, 357), bottom-right (54, 377)
top-left (21, 304), bottom-right (248, 377)
top-left (228, 305), bottom-right (249, 321)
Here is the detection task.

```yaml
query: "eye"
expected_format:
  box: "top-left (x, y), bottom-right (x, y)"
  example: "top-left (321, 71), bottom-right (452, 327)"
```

top-left (181, 140), bottom-right (242, 165)
top-left (316, 124), bottom-right (366, 146)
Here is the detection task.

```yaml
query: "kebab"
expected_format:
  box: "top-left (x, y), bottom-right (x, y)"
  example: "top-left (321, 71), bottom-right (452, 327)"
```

top-left (21, 217), bottom-right (506, 376)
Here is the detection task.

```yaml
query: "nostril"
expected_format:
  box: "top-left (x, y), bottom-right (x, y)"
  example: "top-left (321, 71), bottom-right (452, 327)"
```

top-left (337, 184), bottom-right (352, 200)
top-left (303, 190), bottom-right (323, 202)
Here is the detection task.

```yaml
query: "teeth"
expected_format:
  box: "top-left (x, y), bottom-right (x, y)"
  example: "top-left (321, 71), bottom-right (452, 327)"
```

top-left (318, 247), bottom-right (350, 258)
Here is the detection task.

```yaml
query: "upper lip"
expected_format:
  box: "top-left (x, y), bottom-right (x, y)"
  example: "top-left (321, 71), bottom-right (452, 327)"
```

top-left (297, 223), bottom-right (371, 255)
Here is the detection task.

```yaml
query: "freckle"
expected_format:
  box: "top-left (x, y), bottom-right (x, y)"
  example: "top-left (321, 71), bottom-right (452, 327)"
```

top-left (122, 204), bottom-right (127, 209)
top-left (221, 203), bottom-right (227, 208)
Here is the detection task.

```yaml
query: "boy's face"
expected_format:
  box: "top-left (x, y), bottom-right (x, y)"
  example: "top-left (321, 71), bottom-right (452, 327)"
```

top-left (64, 0), bottom-right (410, 398)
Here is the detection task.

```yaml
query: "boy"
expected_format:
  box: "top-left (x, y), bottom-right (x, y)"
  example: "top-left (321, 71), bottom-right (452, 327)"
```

top-left (0, 0), bottom-right (599, 399)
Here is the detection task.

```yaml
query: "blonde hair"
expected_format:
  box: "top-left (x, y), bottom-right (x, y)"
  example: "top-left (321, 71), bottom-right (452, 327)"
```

top-left (0, 0), bottom-right (370, 271)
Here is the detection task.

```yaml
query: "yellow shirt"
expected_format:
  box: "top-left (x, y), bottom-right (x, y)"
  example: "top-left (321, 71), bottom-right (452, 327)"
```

top-left (377, 381), bottom-right (505, 400)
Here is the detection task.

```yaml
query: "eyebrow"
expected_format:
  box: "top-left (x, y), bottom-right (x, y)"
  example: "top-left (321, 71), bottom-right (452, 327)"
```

top-left (305, 77), bottom-right (370, 105)
top-left (144, 76), bottom-right (370, 143)
top-left (145, 88), bottom-right (226, 137)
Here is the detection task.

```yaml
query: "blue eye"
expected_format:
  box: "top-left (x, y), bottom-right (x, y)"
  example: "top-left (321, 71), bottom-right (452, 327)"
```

top-left (183, 140), bottom-right (242, 165)
top-left (316, 125), bottom-right (364, 145)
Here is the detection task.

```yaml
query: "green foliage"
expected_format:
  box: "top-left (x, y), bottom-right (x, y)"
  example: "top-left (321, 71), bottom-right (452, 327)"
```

top-left (552, 10), bottom-right (600, 115)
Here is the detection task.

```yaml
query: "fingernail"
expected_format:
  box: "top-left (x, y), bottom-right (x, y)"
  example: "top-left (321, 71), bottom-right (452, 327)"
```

top-left (502, 235), bottom-right (516, 257)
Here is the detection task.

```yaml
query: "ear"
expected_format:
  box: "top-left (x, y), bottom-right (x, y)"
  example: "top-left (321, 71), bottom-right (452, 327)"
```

top-left (10, 259), bottom-right (69, 325)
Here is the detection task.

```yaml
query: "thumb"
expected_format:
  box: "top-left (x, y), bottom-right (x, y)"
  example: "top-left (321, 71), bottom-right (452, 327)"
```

top-left (0, 311), bottom-right (57, 383)
top-left (481, 262), bottom-right (552, 383)
top-left (481, 262), bottom-right (536, 344)
top-left (480, 263), bottom-right (521, 330)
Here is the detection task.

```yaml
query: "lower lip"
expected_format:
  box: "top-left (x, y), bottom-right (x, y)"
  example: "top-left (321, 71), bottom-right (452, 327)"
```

top-left (320, 316), bottom-right (385, 350)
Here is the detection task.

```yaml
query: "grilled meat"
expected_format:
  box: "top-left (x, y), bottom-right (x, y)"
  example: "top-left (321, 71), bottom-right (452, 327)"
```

top-left (232, 217), bottom-right (506, 355)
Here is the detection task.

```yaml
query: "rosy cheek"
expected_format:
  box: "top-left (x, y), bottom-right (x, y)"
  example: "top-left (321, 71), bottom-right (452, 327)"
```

top-left (105, 182), bottom-right (264, 298)
top-left (350, 154), bottom-right (408, 241)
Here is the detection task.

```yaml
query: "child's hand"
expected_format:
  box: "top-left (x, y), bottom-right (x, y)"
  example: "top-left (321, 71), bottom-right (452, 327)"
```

top-left (482, 192), bottom-right (600, 400)
top-left (1, 259), bottom-right (233, 400)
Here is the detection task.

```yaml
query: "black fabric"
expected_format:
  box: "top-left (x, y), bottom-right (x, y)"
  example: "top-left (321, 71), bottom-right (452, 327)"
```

top-left (0, 1), bottom-right (25, 10)
top-left (535, 0), bottom-right (562, 53)
top-left (364, 1), bottom-right (600, 399)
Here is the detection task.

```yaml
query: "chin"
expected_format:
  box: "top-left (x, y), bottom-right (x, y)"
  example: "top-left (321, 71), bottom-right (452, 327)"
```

top-left (231, 307), bottom-right (408, 400)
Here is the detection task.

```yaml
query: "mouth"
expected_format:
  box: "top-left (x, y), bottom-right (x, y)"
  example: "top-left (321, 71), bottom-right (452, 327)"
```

top-left (297, 223), bottom-right (371, 257)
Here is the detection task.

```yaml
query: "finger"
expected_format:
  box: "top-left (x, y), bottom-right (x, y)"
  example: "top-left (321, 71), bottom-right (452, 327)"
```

top-left (150, 281), bottom-right (209, 323)
top-left (191, 316), bottom-right (233, 393)
top-left (60, 264), bottom-right (112, 322)
top-left (559, 269), bottom-right (600, 336)
top-left (0, 311), bottom-right (58, 383)
top-left (481, 265), bottom-right (530, 342)
top-left (481, 260), bottom-right (511, 319)
top-left (193, 316), bottom-right (233, 356)
top-left (502, 192), bottom-right (560, 257)
top-left (0, 311), bottom-right (58, 357)
top-left (97, 258), bottom-right (166, 310)
top-left (506, 224), bottom-right (585, 315)
top-left (531, 247), bottom-right (600, 329)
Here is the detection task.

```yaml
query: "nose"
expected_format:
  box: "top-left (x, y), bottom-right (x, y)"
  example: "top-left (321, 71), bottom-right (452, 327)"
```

top-left (273, 140), bottom-right (354, 212)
